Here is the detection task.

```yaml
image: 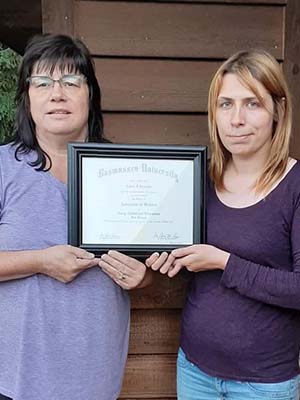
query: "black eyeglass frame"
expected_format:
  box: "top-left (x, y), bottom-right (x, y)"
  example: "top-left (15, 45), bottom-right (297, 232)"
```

top-left (26, 74), bottom-right (87, 88)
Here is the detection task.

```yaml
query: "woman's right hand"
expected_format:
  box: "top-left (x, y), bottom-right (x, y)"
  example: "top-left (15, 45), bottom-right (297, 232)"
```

top-left (37, 245), bottom-right (100, 283)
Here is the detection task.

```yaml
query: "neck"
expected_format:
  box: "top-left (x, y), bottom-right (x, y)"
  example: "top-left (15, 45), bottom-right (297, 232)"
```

top-left (228, 146), bottom-right (270, 177)
top-left (223, 150), bottom-right (270, 195)
top-left (36, 130), bottom-right (88, 157)
top-left (229, 156), bottom-right (266, 177)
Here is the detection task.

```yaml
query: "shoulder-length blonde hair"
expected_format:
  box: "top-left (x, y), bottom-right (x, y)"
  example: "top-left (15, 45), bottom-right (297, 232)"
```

top-left (208, 49), bottom-right (292, 193)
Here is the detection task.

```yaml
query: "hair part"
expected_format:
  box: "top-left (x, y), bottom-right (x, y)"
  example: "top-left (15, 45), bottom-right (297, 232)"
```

top-left (208, 49), bottom-right (292, 194)
top-left (13, 33), bottom-right (104, 171)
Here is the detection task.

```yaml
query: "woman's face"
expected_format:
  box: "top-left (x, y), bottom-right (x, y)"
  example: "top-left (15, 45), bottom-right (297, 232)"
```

top-left (28, 64), bottom-right (89, 142)
top-left (215, 73), bottom-right (274, 160)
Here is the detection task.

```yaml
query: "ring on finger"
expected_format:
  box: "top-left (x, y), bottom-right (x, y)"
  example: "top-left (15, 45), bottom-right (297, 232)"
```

top-left (118, 271), bottom-right (126, 280)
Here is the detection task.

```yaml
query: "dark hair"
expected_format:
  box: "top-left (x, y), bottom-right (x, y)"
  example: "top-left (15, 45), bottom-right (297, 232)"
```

top-left (13, 33), bottom-right (104, 170)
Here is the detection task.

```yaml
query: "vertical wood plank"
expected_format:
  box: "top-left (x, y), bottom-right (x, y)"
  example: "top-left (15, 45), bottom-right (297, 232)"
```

top-left (283, 0), bottom-right (300, 158)
top-left (42, 0), bottom-right (74, 35)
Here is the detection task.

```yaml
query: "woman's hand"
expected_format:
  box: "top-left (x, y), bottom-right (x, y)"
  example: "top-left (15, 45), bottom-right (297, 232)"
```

top-left (145, 245), bottom-right (230, 278)
top-left (168, 244), bottom-right (230, 277)
top-left (99, 250), bottom-right (153, 289)
top-left (145, 251), bottom-right (176, 274)
top-left (38, 245), bottom-right (100, 283)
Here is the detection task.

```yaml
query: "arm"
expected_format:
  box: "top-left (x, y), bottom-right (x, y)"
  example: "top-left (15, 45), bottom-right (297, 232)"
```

top-left (0, 250), bottom-right (43, 281)
top-left (221, 200), bottom-right (300, 310)
top-left (160, 240), bottom-right (300, 310)
top-left (146, 223), bottom-right (300, 310)
top-left (221, 254), bottom-right (300, 310)
top-left (0, 245), bottom-right (100, 283)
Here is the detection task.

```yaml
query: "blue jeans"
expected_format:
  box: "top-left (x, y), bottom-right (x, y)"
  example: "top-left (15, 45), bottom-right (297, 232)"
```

top-left (177, 348), bottom-right (300, 400)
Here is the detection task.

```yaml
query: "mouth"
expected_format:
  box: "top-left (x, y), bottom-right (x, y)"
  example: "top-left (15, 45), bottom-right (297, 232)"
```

top-left (47, 110), bottom-right (71, 115)
top-left (227, 133), bottom-right (252, 139)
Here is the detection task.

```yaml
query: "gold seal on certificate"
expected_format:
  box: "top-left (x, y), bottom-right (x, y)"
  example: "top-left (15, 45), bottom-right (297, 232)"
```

top-left (68, 143), bottom-right (207, 257)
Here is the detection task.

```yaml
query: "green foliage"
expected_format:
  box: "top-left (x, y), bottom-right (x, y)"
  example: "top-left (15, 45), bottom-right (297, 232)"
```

top-left (0, 44), bottom-right (21, 144)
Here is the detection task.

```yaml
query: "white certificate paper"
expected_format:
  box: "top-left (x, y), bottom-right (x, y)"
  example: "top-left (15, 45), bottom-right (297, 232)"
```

top-left (82, 157), bottom-right (194, 245)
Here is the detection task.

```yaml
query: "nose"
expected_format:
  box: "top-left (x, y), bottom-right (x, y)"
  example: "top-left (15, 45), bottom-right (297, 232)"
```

top-left (50, 81), bottom-right (66, 101)
top-left (230, 105), bottom-right (245, 127)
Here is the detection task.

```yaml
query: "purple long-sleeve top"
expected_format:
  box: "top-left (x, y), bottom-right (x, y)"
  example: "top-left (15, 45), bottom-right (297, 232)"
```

top-left (180, 161), bottom-right (300, 383)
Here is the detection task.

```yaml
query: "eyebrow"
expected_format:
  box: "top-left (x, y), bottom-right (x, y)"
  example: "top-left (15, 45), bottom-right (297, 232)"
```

top-left (31, 74), bottom-right (81, 78)
top-left (217, 96), bottom-right (259, 101)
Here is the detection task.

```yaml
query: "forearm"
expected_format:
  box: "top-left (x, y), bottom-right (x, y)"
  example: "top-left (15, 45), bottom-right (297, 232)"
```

top-left (0, 249), bottom-right (43, 281)
top-left (221, 254), bottom-right (300, 310)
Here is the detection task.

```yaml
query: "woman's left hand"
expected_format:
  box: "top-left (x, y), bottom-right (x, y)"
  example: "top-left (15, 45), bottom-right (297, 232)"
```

top-left (99, 250), bottom-right (152, 289)
top-left (167, 244), bottom-right (230, 278)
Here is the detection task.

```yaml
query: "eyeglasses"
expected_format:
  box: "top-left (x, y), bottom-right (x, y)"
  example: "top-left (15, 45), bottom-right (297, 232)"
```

top-left (26, 74), bottom-right (87, 91)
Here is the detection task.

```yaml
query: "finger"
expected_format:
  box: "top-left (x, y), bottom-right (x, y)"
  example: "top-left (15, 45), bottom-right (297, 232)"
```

top-left (99, 259), bottom-right (119, 277)
top-left (71, 246), bottom-right (95, 259)
top-left (150, 252), bottom-right (168, 271)
top-left (159, 253), bottom-right (176, 274)
top-left (145, 252), bottom-right (160, 267)
top-left (171, 245), bottom-right (195, 258)
top-left (99, 258), bottom-right (126, 278)
top-left (99, 260), bottom-right (130, 289)
top-left (168, 261), bottom-right (184, 278)
top-left (101, 253), bottom-right (127, 273)
top-left (76, 258), bottom-right (98, 270)
top-left (107, 250), bottom-right (145, 273)
top-left (106, 250), bottom-right (138, 270)
top-left (114, 279), bottom-right (130, 290)
top-left (89, 257), bottom-right (101, 266)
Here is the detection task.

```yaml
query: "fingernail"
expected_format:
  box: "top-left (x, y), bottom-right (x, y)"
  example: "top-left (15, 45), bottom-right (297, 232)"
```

top-left (87, 252), bottom-right (95, 258)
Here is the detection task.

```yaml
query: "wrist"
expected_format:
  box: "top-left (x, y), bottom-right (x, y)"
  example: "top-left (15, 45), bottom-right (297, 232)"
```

top-left (33, 249), bottom-right (47, 274)
top-left (218, 250), bottom-right (230, 270)
top-left (136, 268), bottom-right (153, 289)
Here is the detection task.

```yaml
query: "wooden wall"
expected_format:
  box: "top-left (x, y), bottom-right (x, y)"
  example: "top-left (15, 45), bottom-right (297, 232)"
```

top-left (41, 0), bottom-right (300, 398)
top-left (0, 0), bottom-right (41, 53)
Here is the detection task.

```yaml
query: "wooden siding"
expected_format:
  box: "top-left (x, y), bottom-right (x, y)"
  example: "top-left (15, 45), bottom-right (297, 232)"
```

top-left (284, 0), bottom-right (300, 159)
top-left (95, 59), bottom-right (219, 112)
top-left (120, 355), bottom-right (177, 398)
top-left (129, 309), bottom-right (181, 353)
top-left (0, 0), bottom-right (41, 53)
top-left (76, 2), bottom-right (284, 59)
top-left (130, 273), bottom-right (187, 309)
top-left (42, 0), bottom-right (75, 36)
top-left (40, 0), bottom-right (300, 398)
top-left (103, 113), bottom-right (210, 146)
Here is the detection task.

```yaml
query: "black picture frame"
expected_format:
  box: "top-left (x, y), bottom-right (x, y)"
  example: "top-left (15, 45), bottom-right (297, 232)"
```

top-left (68, 143), bottom-right (207, 258)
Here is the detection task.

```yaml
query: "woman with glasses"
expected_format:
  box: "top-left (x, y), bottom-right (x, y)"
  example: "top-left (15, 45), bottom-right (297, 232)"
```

top-left (147, 50), bottom-right (300, 399)
top-left (0, 34), bottom-right (152, 400)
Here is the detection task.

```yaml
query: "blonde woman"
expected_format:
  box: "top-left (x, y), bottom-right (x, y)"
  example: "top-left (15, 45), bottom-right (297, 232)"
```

top-left (147, 50), bottom-right (300, 399)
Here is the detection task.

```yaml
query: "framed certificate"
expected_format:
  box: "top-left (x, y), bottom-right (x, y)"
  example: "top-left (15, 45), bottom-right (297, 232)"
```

top-left (68, 143), bottom-right (207, 257)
